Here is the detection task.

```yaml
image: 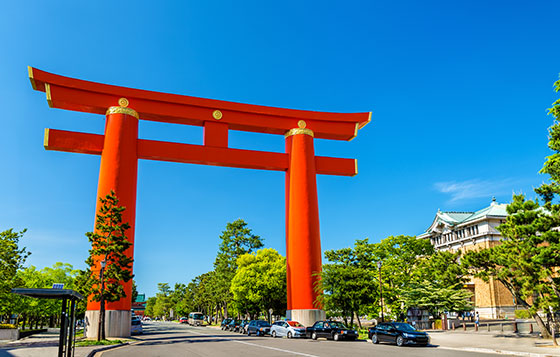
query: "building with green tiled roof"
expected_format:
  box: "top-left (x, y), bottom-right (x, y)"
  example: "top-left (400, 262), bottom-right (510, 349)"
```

top-left (418, 197), bottom-right (508, 251)
top-left (418, 198), bottom-right (518, 318)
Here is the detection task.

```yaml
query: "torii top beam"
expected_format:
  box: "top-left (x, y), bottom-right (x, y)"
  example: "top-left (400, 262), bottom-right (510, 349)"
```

top-left (28, 67), bottom-right (370, 141)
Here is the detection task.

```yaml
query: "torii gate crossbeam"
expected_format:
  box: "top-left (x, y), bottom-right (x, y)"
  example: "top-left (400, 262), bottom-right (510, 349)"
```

top-left (29, 67), bottom-right (370, 336)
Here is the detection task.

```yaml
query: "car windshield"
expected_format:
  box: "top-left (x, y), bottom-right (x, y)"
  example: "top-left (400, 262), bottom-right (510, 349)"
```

top-left (288, 321), bottom-right (304, 327)
top-left (393, 323), bottom-right (417, 332)
top-left (193, 314), bottom-right (204, 319)
top-left (257, 321), bottom-right (271, 327)
top-left (329, 322), bottom-right (347, 329)
top-left (132, 320), bottom-right (141, 325)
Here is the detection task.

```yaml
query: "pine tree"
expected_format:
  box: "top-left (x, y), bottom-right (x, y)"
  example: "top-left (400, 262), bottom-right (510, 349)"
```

top-left (83, 191), bottom-right (133, 340)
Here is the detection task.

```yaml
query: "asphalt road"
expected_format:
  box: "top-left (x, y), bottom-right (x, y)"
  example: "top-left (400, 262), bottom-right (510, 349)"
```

top-left (100, 322), bottom-right (498, 357)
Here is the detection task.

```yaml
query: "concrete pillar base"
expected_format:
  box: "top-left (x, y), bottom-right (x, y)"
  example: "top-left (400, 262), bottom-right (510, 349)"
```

top-left (287, 309), bottom-right (326, 327)
top-left (85, 310), bottom-right (131, 338)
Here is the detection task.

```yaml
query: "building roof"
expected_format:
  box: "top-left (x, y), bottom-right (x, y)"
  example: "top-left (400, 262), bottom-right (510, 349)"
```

top-left (420, 198), bottom-right (508, 237)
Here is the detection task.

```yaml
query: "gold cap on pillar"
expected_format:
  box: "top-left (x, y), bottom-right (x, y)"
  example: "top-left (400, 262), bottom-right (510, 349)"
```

top-left (106, 97), bottom-right (139, 119)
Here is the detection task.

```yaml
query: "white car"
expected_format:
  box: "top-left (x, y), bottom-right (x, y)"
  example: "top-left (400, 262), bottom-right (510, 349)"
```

top-left (270, 320), bottom-right (306, 338)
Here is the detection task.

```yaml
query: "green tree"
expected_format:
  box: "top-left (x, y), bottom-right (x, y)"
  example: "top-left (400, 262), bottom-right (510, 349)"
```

top-left (0, 229), bottom-right (29, 322)
top-left (403, 251), bottom-right (472, 319)
top-left (230, 248), bottom-right (286, 320)
top-left (83, 191), bottom-right (133, 340)
top-left (213, 219), bottom-right (263, 318)
top-left (131, 280), bottom-right (138, 305)
top-left (315, 239), bottom-right (378, 327)
top-left (463, 76), bottom-right (560, 342)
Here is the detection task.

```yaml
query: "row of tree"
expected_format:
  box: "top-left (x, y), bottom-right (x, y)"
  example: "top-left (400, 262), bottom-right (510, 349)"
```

top-left (0, 228), bottom-right (83, 329)
top-left (317, 235), bottom-right (472, 328)
top-left (145, 219), bottom-right (287, 321)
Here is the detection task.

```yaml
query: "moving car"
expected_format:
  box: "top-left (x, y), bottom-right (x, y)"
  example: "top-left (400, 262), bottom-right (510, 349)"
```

top-left (271, 320), bottom-right (306, 338)
top-left (368, 322), bottom-right (430, 346)
top-left (179, 317), bottom-right (188, 324)
top-left (247, 320), bottom-right (271, 336)
top-left (131, 316), bottom-right (143, 335)
top-left (306, 320), bottom-right (358, 341)
top-left (188, 312), bottom-right (205, 326)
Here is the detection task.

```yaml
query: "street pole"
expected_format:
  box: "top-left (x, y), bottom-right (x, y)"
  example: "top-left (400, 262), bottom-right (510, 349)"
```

top-left (98, 259), bottom-right (106, 341)
top-left (377, 261), bottom-right (384, 322)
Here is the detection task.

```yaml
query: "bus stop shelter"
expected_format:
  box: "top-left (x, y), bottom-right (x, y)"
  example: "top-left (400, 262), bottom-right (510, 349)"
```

top-left (12, 288), bottom-right (84, 357)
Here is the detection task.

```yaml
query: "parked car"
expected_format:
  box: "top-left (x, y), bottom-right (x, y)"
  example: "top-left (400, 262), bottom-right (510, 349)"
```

top-left (271, 320), bottom-right (306, 338)
top-left (131, 317), bottom-right (143, 335)
top-left (221, 318), bottom-right (232, 330)
top-left (247, 320), bottom-right (271, 336)
top-left (368, 322), bottom-right (430, 346)
top-left (179, 317), bottom-right (188, 324)
top-left (226, 319), bottom-right (242, 332)
top-left (306, 320), bottom-right (357, 341)
top-left (239, 320), bottom-right (250, 334)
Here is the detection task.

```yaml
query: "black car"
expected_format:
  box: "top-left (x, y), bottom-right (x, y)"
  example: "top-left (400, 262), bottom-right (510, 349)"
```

top-left (368, 322), bottom-right (430, 346)
top-left (306, 320), bottom-right (358, 341)
top-left (227, 319), bottom-right (242, 332)
top-left (221, 318), bottom-right (232, 330)
top-left (247, 320), bottom-right (271, 336)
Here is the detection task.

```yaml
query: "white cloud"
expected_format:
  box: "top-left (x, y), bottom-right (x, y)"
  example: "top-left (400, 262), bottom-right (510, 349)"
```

top-left (434, 179), bottom-right (516, 202)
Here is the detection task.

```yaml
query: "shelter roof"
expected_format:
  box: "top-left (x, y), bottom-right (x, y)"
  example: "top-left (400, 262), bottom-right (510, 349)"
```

top-left (12, 288), bottom-right (84, 300)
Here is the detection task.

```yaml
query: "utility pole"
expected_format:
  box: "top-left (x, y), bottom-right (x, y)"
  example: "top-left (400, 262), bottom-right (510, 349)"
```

top-left (377, 261), bottom-right (384, 322)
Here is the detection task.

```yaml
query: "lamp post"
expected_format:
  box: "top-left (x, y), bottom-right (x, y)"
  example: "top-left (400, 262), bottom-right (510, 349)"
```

top-left (377, 261), bottom-right (384, 322)
top-left (98, 259), bottom-right (106, 341)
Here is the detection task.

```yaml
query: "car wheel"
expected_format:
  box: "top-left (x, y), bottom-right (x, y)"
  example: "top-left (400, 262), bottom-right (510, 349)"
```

top-left (287, 331), bottom-right (293, 339)
top-left (247, 330), bottom-right (251, 336)
top-left (372, 334), bottom-right (379, 344)
top-left (396, 336), bottom-right (404, 347)
top-left (312, 332), bottom-right (317, 340)
top-left (333, 333), bottom-right (340, 341)
top-left (272, 331), bottom-right (277, 338)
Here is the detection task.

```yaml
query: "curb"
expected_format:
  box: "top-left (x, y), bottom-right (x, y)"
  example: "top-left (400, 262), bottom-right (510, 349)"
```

top-left (85, 342), bottom-right (129, 357)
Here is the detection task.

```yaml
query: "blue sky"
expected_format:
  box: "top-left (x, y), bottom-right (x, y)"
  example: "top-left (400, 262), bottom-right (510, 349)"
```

top-left (1, 1), bottom-right (559, 297)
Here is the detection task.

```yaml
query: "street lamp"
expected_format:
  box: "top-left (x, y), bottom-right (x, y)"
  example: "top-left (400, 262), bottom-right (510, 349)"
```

top-left (98, 259), bottom-right (107, 341)
top-left (377, 261), bottom-right (384, 322)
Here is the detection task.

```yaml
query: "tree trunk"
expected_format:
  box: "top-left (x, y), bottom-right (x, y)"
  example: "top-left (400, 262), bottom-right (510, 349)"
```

top-left (356, 313), bottom-right (362, 329)
top-left (534, 312), bottom-right (552, 339)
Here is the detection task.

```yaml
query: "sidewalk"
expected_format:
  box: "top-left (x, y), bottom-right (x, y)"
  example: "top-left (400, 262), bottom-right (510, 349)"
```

top-left (0, 329), bottom-right (126, 357)
top-left (429, 330), bottom-right (560, 356)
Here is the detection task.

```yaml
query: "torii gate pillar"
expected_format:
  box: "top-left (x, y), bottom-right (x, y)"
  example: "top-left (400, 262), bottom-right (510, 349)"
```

top-left (85, 103), bottom-right (139, 338)
top-left (285, 124), bottom-right (326, 326)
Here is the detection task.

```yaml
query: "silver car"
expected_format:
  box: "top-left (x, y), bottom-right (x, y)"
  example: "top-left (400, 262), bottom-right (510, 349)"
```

top-left (270, 320), bottom-right (306, 338)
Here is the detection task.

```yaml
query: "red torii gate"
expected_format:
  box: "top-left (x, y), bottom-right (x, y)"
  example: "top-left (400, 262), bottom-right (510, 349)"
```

top-left (28, 67), bottom-right (370, 336)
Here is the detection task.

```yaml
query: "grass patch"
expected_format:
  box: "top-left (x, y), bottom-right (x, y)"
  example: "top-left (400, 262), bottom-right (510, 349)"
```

top-left (75, 339), bottom-right (127, 347)
top-left (358, 328), bottom-right (369, 340)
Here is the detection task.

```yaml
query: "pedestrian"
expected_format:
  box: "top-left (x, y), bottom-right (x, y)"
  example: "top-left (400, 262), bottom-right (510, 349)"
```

top-left (475, 312), bottom-right (479, 327)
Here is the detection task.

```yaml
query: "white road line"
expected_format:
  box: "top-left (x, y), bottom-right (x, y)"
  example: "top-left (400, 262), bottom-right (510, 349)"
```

top-left (188, 329), bottom-right (319, 357)
top-left (436, 346), bottom-right (553, 357)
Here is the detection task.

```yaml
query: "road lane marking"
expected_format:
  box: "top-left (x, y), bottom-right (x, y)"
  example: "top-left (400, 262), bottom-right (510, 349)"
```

top-left (188, 329), bottom-right (319, 357)
top-left (436, 346), bottom-right (551, 357)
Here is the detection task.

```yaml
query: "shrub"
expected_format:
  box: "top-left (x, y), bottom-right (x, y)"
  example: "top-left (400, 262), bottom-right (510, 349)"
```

top-left (0, 324), bottom-right (17, 329)
top-left (514, 309), bottom-right (531, 319)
